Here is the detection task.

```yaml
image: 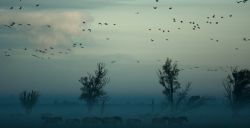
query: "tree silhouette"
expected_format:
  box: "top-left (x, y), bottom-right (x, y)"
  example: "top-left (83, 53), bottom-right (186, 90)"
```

top-left (79, 62), bottom-right (109, 112)
top-left (223, 67), bottom-right (250, 115)
top-left (157, 58), bottom-right (180, 111)
top-left (157, 58), bottom-right (208, 113)
top-left (19, 90), bottom-right (39, 114)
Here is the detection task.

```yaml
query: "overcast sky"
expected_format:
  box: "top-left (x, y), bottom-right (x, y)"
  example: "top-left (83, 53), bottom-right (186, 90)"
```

top-left (0, 0), bottom-right (250, 103)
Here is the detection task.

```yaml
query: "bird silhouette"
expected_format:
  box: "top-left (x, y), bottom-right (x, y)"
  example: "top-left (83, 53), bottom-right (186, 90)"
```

top-left (237, 0), bottom-right (249, 3)
top-left (243, 37), bottom-right (247, 41)
top-left (111, 60), bottom-right (116, 64)
top-left (46, 25), bottom-right (51, 28)
top-left (10, 22), bottom-right (15, 27)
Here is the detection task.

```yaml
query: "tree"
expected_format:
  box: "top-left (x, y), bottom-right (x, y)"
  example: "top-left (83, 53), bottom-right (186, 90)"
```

top-left (157, 58), bottom-right (180, 111)
top-left (19, 90), bottom-right (40, 114)
top-left (223, 67), bottom-right (250, 116)
top-left (79, 62), bottom-right (109, 112)
top-left (157, 58), bottom-right (208, 113)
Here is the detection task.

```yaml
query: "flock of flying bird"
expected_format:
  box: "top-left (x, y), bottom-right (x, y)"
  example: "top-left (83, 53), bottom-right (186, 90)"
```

top-left (82, 20), bottom-right (117, 41)
top-left (1, 0), bottom-right (250, 65)
top-left (2, 0), bottom-right (49, 29)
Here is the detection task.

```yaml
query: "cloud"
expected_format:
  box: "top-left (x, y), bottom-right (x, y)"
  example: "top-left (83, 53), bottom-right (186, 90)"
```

top-left (0, 9), bottom-right (93, 47)
top-left (0, 0), bottom-right (137, 10)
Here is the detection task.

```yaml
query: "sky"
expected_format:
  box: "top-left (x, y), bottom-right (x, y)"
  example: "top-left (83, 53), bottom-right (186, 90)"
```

top-left (0, 0), bottom-right (250, 103)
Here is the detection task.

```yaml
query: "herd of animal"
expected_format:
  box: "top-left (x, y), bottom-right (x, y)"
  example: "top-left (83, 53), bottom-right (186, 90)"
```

top-left (40, 114), bottom-right (188, 127)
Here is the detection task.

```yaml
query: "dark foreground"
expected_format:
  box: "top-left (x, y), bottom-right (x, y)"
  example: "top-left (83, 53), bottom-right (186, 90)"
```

top-left (1, 104), bottom-right (250, 128)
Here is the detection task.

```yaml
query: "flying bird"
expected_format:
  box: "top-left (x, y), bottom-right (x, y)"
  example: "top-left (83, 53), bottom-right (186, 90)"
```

top-left (46, 25), bottom-right (51, 28)
top-left (10, 22), bottom-right (15, 26)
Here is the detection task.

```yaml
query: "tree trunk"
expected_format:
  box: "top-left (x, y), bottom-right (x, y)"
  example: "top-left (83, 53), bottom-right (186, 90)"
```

top-left (100, 100), bottom-right (105, 116)
top-left (170, 82), bottom-right (174, 112)
top-left (87, 102), bottom-right (94, 114)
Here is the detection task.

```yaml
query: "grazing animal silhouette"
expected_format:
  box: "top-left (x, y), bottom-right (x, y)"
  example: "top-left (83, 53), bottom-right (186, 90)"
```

top-left (168, 116), bottom-right (188, 125)
top-left (127, 118), bottom-right (142, 127)
top-left (65, 118), bottom-right (80, 125)
top-left (102, 116), bottom-right (123, 125)
top-left (152, 117), bottom-right (169, 125)
top-left (41, 116), bottom-right (63, 124)
top-left (81, 117), bottom-right (103, 125)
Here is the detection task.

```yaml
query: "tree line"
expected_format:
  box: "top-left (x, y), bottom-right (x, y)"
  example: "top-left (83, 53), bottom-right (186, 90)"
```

top-left (19, 58), bottom-right (250, 117)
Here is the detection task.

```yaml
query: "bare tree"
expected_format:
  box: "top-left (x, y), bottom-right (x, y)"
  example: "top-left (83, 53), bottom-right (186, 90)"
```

top-left (223, 67), bottom-right (250, 116)
top-left (79, 62), bottom-right (109, 112)
top-left (19, 90), bottom-right (39, 114)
